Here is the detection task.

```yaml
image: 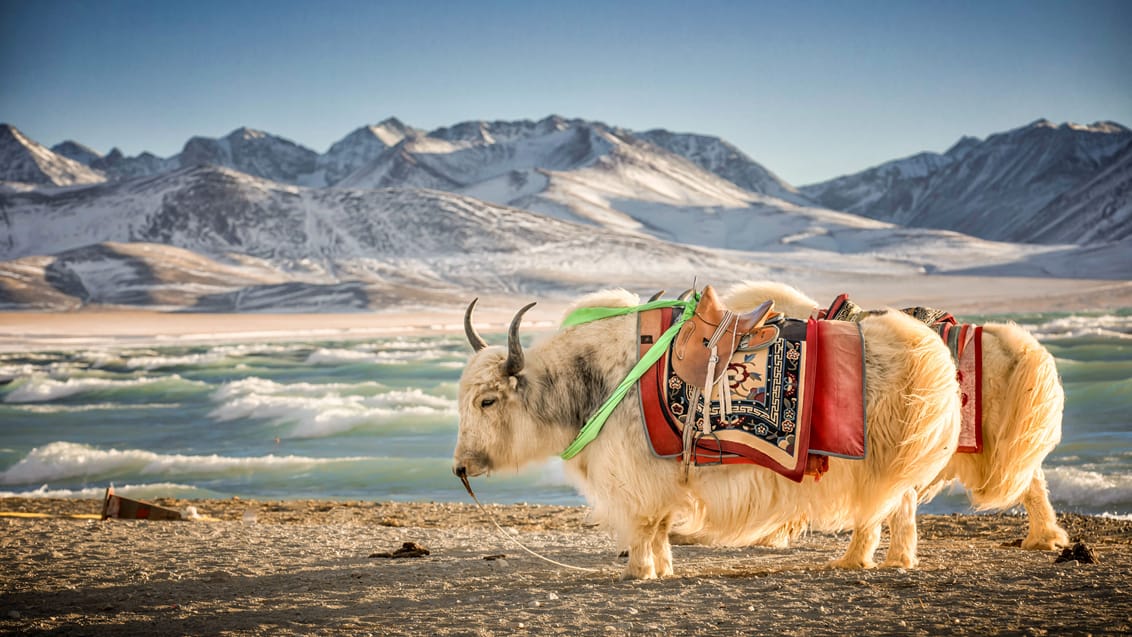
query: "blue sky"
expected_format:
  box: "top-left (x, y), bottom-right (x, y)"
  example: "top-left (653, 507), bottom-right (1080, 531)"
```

top-left (1, 0), bottom-right (1129, 185)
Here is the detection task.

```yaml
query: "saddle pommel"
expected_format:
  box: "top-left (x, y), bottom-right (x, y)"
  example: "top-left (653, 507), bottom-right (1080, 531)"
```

top-left (672, 285), bottom-right (776, 389)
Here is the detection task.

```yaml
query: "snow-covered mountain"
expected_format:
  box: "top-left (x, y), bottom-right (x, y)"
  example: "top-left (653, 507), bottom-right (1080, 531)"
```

top-left (337, 115), bottom-right (826, 245)
top-left (802, 120), bottom-right (1132, 244)
top-left (89, 148), bottom-right (179, 181)
top-left (6, 159), bottom-right (1118, 312)
top-left (339, 116), bottom-right (613, 190)
top-left (1026, 141), bottom-right (1132, 244)
top-left (0, 165), bottom-right (791, 310)
top-left (635, 129), bottom-right (809, 205)
top-left (179, 127), bottom-right (321, 186)
top-left (38, 119), bottom-right (424, 188)
top-left (3, 116), bottom-right (1130, 311)
top-left (50, 140), bottom-right (103, 166)
top-left (799, 139), bottom-right (976, 215)
top-left (0, 124), bottom-right (106, 187)
top-left (0, 163), bottom-right (755, 263)
top-left (317, 117), bottom-right (420, 187)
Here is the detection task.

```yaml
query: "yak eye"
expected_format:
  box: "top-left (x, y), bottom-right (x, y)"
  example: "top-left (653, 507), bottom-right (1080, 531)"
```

top-left (480, 397), bottom-right (497, 408)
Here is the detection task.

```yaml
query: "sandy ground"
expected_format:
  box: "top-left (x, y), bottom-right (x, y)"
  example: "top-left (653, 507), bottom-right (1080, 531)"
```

top-left (0, 305), bottom-right (557, 352)
top-left (1, 274), bottom-right (1130, 352)
top-left (1, 498), bottom-right (1129, 636)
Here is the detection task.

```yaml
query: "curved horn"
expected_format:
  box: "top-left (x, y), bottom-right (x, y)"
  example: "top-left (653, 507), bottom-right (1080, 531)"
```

top-left (464, 298), bottom-right (489, 352)
top-left (677, 288), bottom-right (694, 302)
top-left (647, 289), bottom-right (666, 302)
top-left (505, 302), bottom-right (537, 377)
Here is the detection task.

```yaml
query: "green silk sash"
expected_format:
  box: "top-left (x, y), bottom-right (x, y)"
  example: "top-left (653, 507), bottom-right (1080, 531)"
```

top-left (559, 295), bottom-right (698, 460)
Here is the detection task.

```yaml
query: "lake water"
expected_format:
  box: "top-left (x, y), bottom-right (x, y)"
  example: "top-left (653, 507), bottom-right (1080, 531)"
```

top-left (1, 310), bottom-right (1129, 518)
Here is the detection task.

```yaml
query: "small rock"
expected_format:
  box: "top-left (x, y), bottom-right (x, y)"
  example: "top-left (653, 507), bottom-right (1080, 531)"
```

top-left (1054, 541), bottom-right (1099, 564)
top-left (7, 610), bottom-right (21, 620)
top-left (547, 592), bottom-right (560, 600)
top-left (368, 541), bottom-right (430, 559)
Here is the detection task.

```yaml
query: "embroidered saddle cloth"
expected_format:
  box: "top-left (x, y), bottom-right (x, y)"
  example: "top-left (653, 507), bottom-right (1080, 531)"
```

top-left (637, 307), bottom-right (867, 482)
top-left (823, 294), bottom-right (982, 453)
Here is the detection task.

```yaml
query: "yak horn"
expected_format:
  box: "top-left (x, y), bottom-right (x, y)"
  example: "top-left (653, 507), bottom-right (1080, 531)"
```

top-left (647, 290), bottom-right (666, 302)
top-left (464, 298), bottom-right (489, 352)
top-left (505, 302), bottom-right (537, 377)
top-left (677, 288), bottom-right (694, 302)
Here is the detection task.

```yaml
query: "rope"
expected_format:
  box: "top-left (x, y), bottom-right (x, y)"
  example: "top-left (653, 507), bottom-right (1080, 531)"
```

top-left (458, 473), bottom-right (603, 573)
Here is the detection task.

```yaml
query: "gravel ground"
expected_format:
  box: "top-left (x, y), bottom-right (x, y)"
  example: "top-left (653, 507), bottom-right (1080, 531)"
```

top-left (1, 498), bottom-right (1129, 636)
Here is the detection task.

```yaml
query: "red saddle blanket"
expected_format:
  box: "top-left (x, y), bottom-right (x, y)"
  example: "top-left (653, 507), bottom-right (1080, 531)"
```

top-left (637, 307), bottom-right (866, 483)
top-left (938, 322), bottom-right (983, 453)
top-left (823, 294), bottom-right (982, 454)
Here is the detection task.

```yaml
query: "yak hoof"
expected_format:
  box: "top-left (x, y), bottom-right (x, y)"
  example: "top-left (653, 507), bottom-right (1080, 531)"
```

top-left (827, 556), bottom-right (877, 570)
top-left (881, 555), bottom-right (919, 569)
top-left (1021, 531), bottom-right (1070, 551)
top-left (621, 565), bottom-right (658, 580)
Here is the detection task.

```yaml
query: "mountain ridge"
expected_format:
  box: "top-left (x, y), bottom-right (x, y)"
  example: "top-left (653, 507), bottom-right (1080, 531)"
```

top-left (0, 124), bottom-right (106, 187)
top-left (2, 116), bottom-right (1129, 311)
top-left (801, 119), bottom-right (1132, 244)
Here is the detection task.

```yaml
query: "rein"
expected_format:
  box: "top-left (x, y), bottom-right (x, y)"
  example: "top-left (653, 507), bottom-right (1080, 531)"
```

top-left (458, 471), bottom-right (602, 573)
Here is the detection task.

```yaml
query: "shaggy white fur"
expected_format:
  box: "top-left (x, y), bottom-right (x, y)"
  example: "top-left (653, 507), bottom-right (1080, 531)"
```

top-left (454, 287), bottom-right (961, 579)
top-left (721, 280), bottom-right (1069, 551)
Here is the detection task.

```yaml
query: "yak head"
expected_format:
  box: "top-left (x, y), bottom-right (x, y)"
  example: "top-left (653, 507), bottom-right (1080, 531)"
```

top-left (452, 298), bottom-right (546, 479)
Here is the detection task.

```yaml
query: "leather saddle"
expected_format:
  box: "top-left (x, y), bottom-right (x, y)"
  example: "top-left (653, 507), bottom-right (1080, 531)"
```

top-left (672, 285), bottom-right (777, 389)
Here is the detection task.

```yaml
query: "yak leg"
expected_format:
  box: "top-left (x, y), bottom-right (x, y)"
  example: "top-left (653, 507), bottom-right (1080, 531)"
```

top-left (829, 522), bottom-right (881, 569)
top-left (621, 515), bottom-right (671, 579)
top-left (650, 515), bottom-right (675, 577)
top-left (881, 489), bottom-right (919, 568)
top-left (1020, 469), bottom-right (1070, 550)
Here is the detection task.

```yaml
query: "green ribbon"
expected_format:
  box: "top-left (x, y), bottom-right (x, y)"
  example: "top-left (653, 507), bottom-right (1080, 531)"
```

top-left (559, 295), bottom-right (698, 460)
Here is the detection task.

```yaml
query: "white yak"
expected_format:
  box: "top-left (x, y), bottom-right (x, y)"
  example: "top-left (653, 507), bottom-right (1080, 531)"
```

top-left (453, 289), bottom-right (960, 579)
top-left (720, 280), bottom-right (1069, 550)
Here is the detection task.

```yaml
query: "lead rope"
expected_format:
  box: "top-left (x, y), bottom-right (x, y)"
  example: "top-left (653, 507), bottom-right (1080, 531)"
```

top-left (458, 472), bottom-right (602, 573)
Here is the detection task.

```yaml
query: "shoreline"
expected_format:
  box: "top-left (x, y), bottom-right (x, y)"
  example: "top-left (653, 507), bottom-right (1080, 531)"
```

top-left (1, 498), bottom-right (1130, 635)
top-left (0, 305), bottom-right (569, 352)
top-left (1, 273), bottom-right (1130, 352)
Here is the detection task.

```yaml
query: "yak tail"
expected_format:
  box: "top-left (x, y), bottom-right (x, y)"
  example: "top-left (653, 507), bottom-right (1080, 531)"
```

top-left (968, 323), bottom-right (1064, 510)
